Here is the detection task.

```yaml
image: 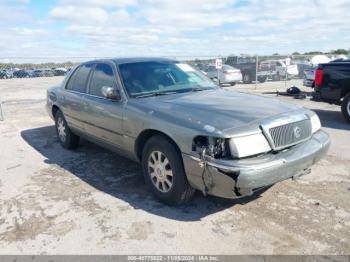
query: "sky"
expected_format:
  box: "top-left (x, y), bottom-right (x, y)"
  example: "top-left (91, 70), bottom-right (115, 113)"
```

top-left (0, 0), bottom-right (349, 59)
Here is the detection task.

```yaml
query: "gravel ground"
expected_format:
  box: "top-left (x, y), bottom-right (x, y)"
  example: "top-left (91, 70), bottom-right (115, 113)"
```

top-left (0, 77), bottom-right (349, 254)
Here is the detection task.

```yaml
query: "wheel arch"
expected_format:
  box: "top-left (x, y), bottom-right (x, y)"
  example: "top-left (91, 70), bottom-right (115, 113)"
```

top-left (135, 129), bottom-right (182, 162)
top-left (52, 104), bottom-right (60, 118)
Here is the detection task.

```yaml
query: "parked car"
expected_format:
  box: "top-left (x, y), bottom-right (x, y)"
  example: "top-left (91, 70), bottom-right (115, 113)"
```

top-left (13, 69), bottom-right (31, 78)
top-left (261, 60), bottom-right (299, 81)
top-left (46, 58), bottom-right (330, 205)
top-left (314, 60), bottom-right (350, 122)
top-left (33, 69), bottom-right (55, 77)
top-left (205, 64), bottom-right (242, 85)
top-left (225, 56), bottom-right (270, 84)
top-left (53, 68), bottom-right (68, 76)
top-left (303, 66), bottom-right (317, 87)
top-left (0, 70), bottom-right (11, 79)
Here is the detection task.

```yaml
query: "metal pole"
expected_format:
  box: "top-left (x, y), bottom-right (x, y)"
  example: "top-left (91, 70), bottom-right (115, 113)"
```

top-left (255, 55), bottom-right (258, 89)
top-left (0, 99), bottom-right (4, 121)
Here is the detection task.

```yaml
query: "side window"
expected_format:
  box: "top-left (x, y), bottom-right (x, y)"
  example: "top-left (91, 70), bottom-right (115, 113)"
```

top-left (66, 64), bottom-right (92, 93)
top-left (89, 63), bottom-right (116, 97)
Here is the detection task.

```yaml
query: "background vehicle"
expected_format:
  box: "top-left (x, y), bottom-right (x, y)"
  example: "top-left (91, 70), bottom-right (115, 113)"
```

top-left (261, 59), bottom-right (299, 81)
top-left (303, 66), bottom-right (317, 87)
top-left (47, 58), bottom-right (329, 205)
top-left (33, 69), bottom-right (55, 77)
top-left (13, 69), bottom-right (31, 78)
top-left (205, 64), bottom-right (242, 85)
top-left (53, 68), bottom-right (68, 76)
top-left (296, 61), bottom-right (313, 78)
top-left (314, 61), bottom-right (350, 122)
top-left (225, 55), bottom-right (270, 84)
top-left (0, 70), bottom-right (12, 79)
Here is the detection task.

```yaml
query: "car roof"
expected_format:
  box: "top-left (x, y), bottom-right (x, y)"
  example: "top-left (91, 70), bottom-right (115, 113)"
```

top-left (81, 57), bottom-right (178, 65)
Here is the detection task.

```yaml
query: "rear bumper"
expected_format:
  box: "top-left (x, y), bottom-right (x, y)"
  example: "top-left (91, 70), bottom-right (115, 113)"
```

top-left (183, 130), bottom-right (330, 199)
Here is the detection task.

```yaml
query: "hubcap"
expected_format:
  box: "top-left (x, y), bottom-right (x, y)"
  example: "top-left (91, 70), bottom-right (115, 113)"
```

top-left (57, 117), bottom-right (66, 143)
top-left (347, 100), bottom-right (350, 117)
top-left (148, 151), bottom-right (173, 193)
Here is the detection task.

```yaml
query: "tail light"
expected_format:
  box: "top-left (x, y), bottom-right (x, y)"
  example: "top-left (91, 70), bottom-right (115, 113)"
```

top-left (315, 68), bottom-right (323, 86)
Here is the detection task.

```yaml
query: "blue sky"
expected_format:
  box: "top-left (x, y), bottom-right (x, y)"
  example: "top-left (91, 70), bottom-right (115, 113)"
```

top-left (0, 0), bottom-right (349, 59)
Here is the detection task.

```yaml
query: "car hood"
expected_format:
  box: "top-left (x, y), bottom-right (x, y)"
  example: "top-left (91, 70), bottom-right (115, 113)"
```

top-left (130, 89), bottom-right (304, 136)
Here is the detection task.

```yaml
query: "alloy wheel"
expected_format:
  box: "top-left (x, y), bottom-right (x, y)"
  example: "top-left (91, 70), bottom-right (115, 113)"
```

top-left (148, 151), bottom-right (173, 193)
top-left (57, 117), bottom-right (67, 143)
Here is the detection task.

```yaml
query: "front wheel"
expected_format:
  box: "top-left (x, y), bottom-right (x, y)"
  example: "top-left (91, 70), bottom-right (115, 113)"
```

top-left (55, 110), bottom-right (80, 149)
top-left (341, 93), bottom-right (350, 123)
top-left (142, 135), bottom-right (195, 205)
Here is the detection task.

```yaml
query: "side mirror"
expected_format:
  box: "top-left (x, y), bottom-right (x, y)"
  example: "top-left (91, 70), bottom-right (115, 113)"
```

top-left (101, 86), bottom-right (121, 100)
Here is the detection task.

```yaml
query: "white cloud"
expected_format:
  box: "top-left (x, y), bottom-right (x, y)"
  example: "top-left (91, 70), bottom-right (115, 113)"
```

top-left (0, 0), bottom-right (349, 58)
top-left (49, 6), bottom-right (109, 24)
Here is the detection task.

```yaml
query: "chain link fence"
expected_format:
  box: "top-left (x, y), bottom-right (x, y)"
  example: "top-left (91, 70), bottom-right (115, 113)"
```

top-left (0, 53), bottom-right (346, 82)
top-left (1, 53), bottom-right (348, 122)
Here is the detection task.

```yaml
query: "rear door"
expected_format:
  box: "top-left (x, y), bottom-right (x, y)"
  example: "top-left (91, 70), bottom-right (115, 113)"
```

top-left (84, 62), bottom-right (126, 148)
top-left (61, 63), bottom-right (93, 132)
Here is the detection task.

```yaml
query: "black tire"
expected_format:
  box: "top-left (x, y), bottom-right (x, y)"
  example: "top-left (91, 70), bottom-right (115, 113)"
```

top-left (276, 72), bottom-right (281, 81)
top-left (230, 82), bottom-right (236, 86)
top-left (341, 93), bottom-right (350, 123)
top-left (242, 72), bottom-right (252, 84)
top-left (258, 76), bottom-right (267, 83)
top-left (54, 110), bottom-right (80, 149)
top-left (142, 135), bottom-right (195, 205)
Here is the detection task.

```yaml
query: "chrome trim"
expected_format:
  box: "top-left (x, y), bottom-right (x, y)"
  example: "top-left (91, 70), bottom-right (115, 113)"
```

top-left (260, 114), bottom-right (311, 151)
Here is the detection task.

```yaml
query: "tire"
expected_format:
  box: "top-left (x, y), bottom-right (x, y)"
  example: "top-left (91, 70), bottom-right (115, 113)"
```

top-left (242, 72), bottom-right (252, 84)
top-left (258, 76), bottom-right (267, 83)
top-left (276, 72), bottom-right (281, 81)
top-left (341, 93), bottom-right (350, 123)
top-left (54, 110), bottom-right (80, 149)
top-left (142, 135), bottom-right (195, 205)
top-left (230, 82), bottom-right (236, 86)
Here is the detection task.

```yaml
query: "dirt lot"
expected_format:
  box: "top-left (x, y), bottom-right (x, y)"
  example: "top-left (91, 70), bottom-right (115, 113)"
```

top-left (0, 77), bottom-right (349, 254)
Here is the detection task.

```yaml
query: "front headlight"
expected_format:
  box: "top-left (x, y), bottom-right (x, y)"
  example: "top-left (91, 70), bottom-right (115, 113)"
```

top-left (310, 113), bottom-right (321, 133)
top-left (229, 132), bottom-right (271, 158)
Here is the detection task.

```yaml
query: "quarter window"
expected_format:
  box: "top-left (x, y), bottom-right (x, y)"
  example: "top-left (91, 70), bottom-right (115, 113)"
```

top-left (89, 64), bottom-right (116, 97)
top-left (66, 64), bottom-right (92, 93)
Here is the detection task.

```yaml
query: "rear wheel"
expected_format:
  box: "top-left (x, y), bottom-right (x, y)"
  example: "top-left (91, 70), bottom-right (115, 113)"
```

top-left (341, 93), bottom-right (350, 123)
top-left (242, 72), bottom-right (252, 84)
top-left (258, 76), bottom-right (267, 83)
top-left (142, 135), bottom-right (195, 205)
top-left (54, 110), bottom-right (80, 149)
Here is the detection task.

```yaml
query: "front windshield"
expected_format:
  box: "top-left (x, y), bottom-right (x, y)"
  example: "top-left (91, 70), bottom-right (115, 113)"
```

top-left (118, 61), bottom-right (217, 98)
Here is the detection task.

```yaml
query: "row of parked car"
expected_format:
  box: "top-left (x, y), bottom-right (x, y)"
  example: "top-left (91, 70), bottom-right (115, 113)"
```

top-left (193, 55), bottom-right (315, 85)
top-left (0, 67), bottom-right (69, 79)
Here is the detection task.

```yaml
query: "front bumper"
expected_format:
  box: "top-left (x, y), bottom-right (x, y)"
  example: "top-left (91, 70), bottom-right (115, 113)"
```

top-left (182, 130), bottom-right (330, 199)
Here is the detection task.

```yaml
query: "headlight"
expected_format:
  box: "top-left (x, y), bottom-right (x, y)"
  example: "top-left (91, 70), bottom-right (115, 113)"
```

top-left (310, 113), bottom-right (321, 133)
top-left (229, 133), bottom-right (271, 158)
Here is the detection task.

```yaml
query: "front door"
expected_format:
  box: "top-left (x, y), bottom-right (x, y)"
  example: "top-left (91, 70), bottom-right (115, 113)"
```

top-left (83, 62), bottom-right (126, 149)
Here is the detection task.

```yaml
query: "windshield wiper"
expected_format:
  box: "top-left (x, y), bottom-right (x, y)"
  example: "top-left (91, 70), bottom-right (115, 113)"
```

top-left (135, 91), bottom-right (178, 98)
top-left (191, 86), bottom-right (213, 92)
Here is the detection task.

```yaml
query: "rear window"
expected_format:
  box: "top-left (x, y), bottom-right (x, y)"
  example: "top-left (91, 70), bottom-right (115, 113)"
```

top-left (66, 64), bottom-right (92, 93)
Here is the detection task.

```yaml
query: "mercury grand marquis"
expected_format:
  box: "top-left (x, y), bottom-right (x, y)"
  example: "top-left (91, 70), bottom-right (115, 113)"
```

top-left (46, 58), bottom-right (330, 205)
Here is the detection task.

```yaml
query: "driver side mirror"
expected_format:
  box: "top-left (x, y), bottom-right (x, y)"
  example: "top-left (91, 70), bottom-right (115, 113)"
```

top-left (101, 86), bottom-right (121, 100)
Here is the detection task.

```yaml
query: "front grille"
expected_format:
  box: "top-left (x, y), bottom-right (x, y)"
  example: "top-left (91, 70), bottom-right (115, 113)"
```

top-left (269, 120), bottom-right (311, 149)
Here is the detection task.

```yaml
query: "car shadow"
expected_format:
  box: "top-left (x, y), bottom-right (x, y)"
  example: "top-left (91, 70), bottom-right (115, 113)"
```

top-left (21, 126), bottom-right (266, 222)
top-left (311, 108), bottom-right (350, 131)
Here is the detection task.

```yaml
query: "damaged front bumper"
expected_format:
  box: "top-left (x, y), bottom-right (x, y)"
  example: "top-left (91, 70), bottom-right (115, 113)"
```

top-left (182, 130), bottom-right (330, 199)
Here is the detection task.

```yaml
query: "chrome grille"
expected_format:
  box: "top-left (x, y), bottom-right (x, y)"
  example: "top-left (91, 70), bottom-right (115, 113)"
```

top-left (269, 120), bottom-right (312, 149)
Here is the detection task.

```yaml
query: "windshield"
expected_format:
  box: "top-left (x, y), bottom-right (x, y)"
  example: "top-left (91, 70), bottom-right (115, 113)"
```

top-left (118, 61), bottom-right (217, 98)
